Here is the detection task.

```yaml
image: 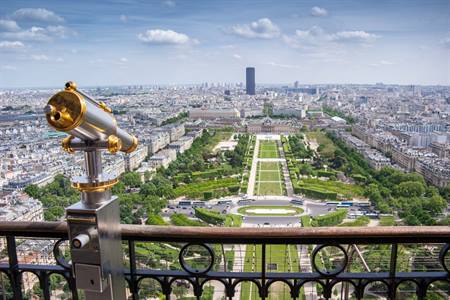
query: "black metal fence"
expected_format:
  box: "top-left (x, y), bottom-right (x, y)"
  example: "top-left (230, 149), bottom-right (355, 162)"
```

top-left (0, 222), bottom-right (448, 299)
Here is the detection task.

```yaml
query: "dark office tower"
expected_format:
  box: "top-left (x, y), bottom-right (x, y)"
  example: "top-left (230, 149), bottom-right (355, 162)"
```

top-left (246, 67), bottom-right (255, 95)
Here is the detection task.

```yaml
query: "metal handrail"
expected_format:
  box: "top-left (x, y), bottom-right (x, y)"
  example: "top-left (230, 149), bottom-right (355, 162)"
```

top-left (0, 221), bottom-right (449, 243)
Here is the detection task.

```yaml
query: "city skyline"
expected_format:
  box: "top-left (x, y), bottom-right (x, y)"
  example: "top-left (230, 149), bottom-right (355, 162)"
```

top-left (0, 0), bottom-right (449, 88)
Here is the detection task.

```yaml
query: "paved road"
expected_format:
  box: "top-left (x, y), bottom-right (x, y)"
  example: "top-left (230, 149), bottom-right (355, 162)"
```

top-left (277, 139), bottom-right (294, 197)
top-left (247, 138), bottom-right (260, 196)
top-left (298, 245), bottom-right (317, 300)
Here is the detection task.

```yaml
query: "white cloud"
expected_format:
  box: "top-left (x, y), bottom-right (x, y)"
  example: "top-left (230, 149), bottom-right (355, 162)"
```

top-left (1, 65), bottom-right (17, 71)
top-left (284, 26), bottom-right (380, 48)
top-left (46, 25), bottom-right (72, 38)
top-left (0, 20), bottom-right (20, 32)
top-left (232, 54), bottom-right (242, 60)
top-left (138, 29), bottom-right (193, 45)
top-left (1, 26), bottom-right (49, 41)
top-left (162, 0), bottom-right (176, 7)
top-left (329, 31), bottom-right (379, 43)
top-left (266, 61), bottom-right (300, 69)
top-left (31, 54), bottom-right (49, 61)
top-left (230, 18), bottom-right (280, 39)
top-left (0, 40), bottom-right (25, 49)
top-left (1, 25), bottom-right (74, 41)
top-left (119, 15), bottom-right (128, 23)
top-left (13, 8), bottom-right (64, 23)
top-left (311, 6), bottom-right (328, 17)
top-left (120, 57), bottom-right (128, 62)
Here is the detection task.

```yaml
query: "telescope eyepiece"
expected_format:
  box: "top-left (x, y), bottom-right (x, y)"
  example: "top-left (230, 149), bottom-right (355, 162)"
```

top-left (65, 81), bottom-right (77, 91)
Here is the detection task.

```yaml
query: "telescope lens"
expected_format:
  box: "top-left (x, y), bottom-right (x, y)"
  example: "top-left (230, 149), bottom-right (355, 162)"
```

top-left (53, 112), bottom-right (61, 121)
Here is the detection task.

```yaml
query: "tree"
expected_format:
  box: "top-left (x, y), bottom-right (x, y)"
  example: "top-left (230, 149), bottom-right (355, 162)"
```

top-left (424, 195), bottom-right (446, 215)
top-left (395, 181), bottom-right (425, 198)
top-left (299, 164), bottom-right (313, 176)
top-left (112, 181), bottom-right (125, 195)
top-left (140, 182), bottom-right (157, 197)
top-left (122, 172), bottom-right (142, 187)
top-left (24, 184), bottom-right (40, 198)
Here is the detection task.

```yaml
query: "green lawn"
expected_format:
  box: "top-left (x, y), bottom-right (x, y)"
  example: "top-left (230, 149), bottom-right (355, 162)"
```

top-left (258, 140), bottom-right (279, 159)
top-left (257, 182), bottom-right (284, 195)
top-left (240, 244), bottom-right (299, 300)
top-left (255, 161), bottom-right (286, 196)
top-left (259, 171), bottom-right (281, 181)
top-left (238, 205), bottom-right (304, 216)
top-left (259, 162), bottom-right (279, 170)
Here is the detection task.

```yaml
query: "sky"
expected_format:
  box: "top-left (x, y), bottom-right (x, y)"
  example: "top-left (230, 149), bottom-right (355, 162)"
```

top-left (0, 0), bottom-right (449, 88)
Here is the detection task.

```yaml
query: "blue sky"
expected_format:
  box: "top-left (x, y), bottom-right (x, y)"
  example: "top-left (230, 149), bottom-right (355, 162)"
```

top-left (0, 0), bottom-right (449, 87)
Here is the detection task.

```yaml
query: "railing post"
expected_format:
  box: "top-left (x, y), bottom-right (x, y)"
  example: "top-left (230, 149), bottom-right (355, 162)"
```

top-left (388, 243), bottom-right (398, 300)
top-left (261, 243), bottom-right (266, 300)
top-left (6, 236), bottom-right (23, 299)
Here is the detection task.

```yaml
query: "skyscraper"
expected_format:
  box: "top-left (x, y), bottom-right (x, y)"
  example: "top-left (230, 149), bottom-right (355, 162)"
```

top-left (246, 67), bottom-right (255, 95)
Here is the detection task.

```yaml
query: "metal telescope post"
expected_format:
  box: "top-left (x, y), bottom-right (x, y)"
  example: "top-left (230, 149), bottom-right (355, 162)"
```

top-left (44, 81), bottom-right (138, 299)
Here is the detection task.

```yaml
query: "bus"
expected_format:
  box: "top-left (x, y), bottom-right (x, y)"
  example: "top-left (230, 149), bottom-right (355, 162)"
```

top-left (192, 201), bottom-right (206, 208)
top-left (177, 201), bottom-right (192, 208)
top-left (218, 200), bottom-right (232, 205)
top-left (290, 199), bottom-right (304, 205)
top-left (357, 202), bottom-right (370, 208)
top-left (326, 201), bottom-right (340, 206)
top-left (340, 201), bottom-right (354, 206)
top-left (238, 199), bottom-right (251, 206)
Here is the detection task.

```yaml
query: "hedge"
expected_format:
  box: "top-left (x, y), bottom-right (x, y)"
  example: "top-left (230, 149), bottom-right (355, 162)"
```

top-left (296, 186), bottom-right (337, 200)
top-left (317, 170), bottom-right (336, 178)
top-left (170, 213), bottom-right (204, 226)
top-left (300, 215), bottom-right (311, 227)
top-left (146, 214), bottom-right (168, 225)
top-left (312, 209), bottom-right (347, 227)
top-left (194, 208), bottom-right (226, 225)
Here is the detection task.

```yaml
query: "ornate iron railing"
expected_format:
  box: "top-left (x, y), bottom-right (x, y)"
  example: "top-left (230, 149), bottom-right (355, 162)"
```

top-left (0, 221), bottom-right (448, 299)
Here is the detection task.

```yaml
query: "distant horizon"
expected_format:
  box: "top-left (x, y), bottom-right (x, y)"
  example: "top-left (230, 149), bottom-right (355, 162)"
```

top-left (0, 0), bottom-right (449, 88)
top-left (1, 80), bottom-right (450, 90)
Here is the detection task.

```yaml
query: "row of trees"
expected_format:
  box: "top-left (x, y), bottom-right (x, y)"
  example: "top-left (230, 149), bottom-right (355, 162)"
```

top-left (24, 175), bottom-right (78, 221)
top-left (326, 131), bottom-right (448, 225)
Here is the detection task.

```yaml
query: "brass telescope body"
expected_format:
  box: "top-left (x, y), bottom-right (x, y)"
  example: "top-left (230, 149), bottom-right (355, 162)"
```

top-left (45, 81), bottom-right (138, 154)
top-left (44, 81), bottom-right (138, 193)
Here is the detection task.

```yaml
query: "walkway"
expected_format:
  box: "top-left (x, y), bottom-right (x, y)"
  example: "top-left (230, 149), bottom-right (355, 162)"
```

top-left (246, 138), bottom-right (260, 196)
top-left (297, 244), bottom-right (317, 300)
top-left (277, 139), bottom-right (294, 197)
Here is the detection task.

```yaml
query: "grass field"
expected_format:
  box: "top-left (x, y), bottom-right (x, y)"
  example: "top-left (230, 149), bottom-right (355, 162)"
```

top-left (240, 245), bottom-right (299, 300)
top-left (305, 131), bottom-right (336, 159)
top-left (237, 205), bottom-right (304, 216)
top-left (254, 161), bottom-right (286, 196)
top-left (258, 140), bottom-right (280, 159)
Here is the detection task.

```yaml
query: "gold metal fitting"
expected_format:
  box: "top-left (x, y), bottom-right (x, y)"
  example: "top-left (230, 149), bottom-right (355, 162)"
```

top-left (123, 135), bottom-right (138, 153)
top-left (72, 178), bottom-right (118, 192)
top-left (99, 101), bottom-right (112, 113)
top-left (61, 135), bottom-right (75, 154)
top-left (45, 89), bottom-right (87, 132)
top-left (65, 81), bottom-right (77, 91)
top-left (107, 135), bottom-right (122, 154)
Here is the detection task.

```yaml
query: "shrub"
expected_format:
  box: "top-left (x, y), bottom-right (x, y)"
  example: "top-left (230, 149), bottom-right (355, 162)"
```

top-left (297, 186), bottom-right (337, 200)
top-left (312, 209), bottom-right (347, 226)
top-left (170, 213), bottom-right (204, 226)
top-left (146, 214), bottom-right (168, 225)
top-left (194, 208), bottom-right (226, 225)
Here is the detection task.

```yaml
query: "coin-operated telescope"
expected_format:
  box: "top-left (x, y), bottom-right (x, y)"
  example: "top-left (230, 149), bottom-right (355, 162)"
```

top-left (45, 82), bottom-right (137, 299)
